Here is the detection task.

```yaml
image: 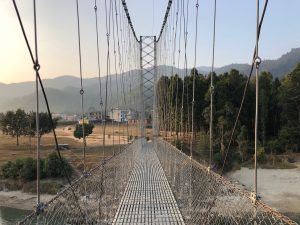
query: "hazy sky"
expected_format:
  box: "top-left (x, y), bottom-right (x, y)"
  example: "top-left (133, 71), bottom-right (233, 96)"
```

top-left (0, 0), bottom-right (300, 84)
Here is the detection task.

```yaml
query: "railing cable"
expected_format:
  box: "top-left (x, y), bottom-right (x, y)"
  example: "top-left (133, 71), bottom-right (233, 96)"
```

top-left (190, 0), bottom-right (199, 158)
top-left (209, 0), bottom-right (217, 169)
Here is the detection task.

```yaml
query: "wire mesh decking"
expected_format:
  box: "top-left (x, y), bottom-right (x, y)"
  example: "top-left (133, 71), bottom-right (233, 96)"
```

top-left (113, 141), bottom-right (184, 225)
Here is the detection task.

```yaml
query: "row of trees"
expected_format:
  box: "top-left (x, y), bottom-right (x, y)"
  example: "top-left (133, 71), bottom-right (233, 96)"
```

top-left (157, 63), bottom-right (300, 166)
top-left (0, 109), bottom-right (57, 146)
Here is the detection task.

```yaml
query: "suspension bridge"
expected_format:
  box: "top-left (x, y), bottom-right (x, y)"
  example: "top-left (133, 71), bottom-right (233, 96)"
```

top-left (10, 0), bottom-right (298, 224)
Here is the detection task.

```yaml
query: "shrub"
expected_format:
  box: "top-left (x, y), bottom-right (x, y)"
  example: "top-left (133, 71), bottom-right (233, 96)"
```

top-left (1, 153), bottom-right (72, 181)
top-left (256, 147), bottom-right (267, 163)
top-left (172, 139), bottom-right (181, 149)
top-left (213, 152), bottom-right (223, 168)
top-left (73, 123), bottom-right (94, 139)
top-left (20, 158), bottom-right (37, 180)
top-left (1, 161), bottom-right (17, 179)
top-left (44, 153), bottom-right (72, 178)
top-left (267, 139), bottom-right (283, 154)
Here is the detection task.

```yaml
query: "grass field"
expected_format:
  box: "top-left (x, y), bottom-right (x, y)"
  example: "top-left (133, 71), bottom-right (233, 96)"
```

top-left (0, 123), bottom-right (145, 172)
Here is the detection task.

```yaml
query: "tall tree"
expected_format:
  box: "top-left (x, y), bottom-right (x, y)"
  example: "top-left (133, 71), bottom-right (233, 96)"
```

top-left (0, 109), bottom-right (28, 146)
top-left (279, 63), bottom-right (300, 152)
top-left (259, 72), bottom-right (273, 146)
top-left (237, 125), bottom-right (248, 162)
top-left (74, 123), bottom-right (94, 139)
top-left (28, 112), bottom-right (58, 143)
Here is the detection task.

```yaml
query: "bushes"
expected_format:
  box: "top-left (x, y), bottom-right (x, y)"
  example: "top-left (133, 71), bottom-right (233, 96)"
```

top-left (20, 158), bottom-right (37, 180)
top-left (256, 147), bottom-right (267, 163)
top-left (45, 153), bottom-right (72, 178)
top-left (1, 153), bottom-right (72, 181)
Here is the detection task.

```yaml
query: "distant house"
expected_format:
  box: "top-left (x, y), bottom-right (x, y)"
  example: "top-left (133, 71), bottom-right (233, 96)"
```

top-left (78, 118), bottom-right (90, 124)
top-left (108, 108), bottom-right (138, 123)
top-left (88, 111), bottom-right (107, 121)
top-left (127, 110), bottom-right (139, 125)
top-left (52, 113), bottom-right (78, 122)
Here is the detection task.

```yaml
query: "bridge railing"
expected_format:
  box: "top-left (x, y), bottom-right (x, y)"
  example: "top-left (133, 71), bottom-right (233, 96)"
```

top-left (154, 138), bottom-right (297, 225)
top-left (18, 139), bottom-right (141, 225)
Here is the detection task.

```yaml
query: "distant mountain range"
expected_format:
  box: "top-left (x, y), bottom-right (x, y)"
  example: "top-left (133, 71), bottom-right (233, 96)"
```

top-left (197, 48), bottom-right (300, 77)
top-left (0, 48), bottom-right (299, 113)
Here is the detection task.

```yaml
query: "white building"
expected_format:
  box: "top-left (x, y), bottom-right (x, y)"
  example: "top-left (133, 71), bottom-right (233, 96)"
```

top-left (108, 108), bottom-right (138, 123)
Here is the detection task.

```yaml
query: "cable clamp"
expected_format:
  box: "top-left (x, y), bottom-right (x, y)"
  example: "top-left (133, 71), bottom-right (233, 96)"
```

top-left (255, 56), bottom-right (262, 69)
top-left (210, 85), bottom-right (215, 94)
top-left (36, 202), bottom-right (46, 214)
top-left (207, 166), bottom-right (211, 173)
top-left (83, 171), bottom-right (91, 178)
top-left (80, 89), bottom-right (84, 95)
top-left (250, 192), bottom-right (257, 205)
top-left (33, 63), bottom-right (40, 72)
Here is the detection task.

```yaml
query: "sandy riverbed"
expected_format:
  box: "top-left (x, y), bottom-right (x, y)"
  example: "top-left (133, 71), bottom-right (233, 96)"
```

top-left (227, 167), bottom-right (300, 215)
top-left (0, 191), bottom-right (54, 211)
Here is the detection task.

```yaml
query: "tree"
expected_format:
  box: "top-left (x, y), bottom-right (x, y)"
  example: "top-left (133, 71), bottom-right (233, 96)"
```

top-left (74, 123), bottom-right (94, 139)
top-left (0, 109), bottom-right (28, 146)
top-left (279, 63), bottom-right (300, 152)
top-left (28, 112), bottom-right (58, 142)
top-left (26, 112), bottom-right (35, 150)
top-left (237, 125), bottom-right (248, 162)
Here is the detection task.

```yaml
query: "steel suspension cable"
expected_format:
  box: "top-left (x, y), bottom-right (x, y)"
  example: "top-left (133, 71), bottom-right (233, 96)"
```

top-left (167, 7), bottom-right (174, 138)
top-left (32, 0), bottom-right (41, 209)
top-left (102, 0), bottom-right (112, 157)
top-left (171, 0), bottom-right (179, 141)
top-left (93, 0), bottom-right (105, 161)
top-left (180, 0), bottom-right (190, 150)
top-left (175, 0), bottom-right (183, 142)
top-left (220, 0), bottom-right (269, 176)
top-left (203, 1), bottom-right (269, 222)
top-left (113, 0), bottom-right (121, 152)
top-left (209, 0), bottom-right (217, 168)
top-left (254, 0), bottom-right (261, 210)
top-left (12, 0), bottom-right (84, 217)
top-left (75, 0), bottom-right (87, 175)
top-left (190, 0), bottom-right (199, 159)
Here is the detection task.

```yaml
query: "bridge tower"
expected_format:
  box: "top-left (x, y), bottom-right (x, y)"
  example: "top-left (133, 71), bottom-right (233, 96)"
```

top-left (139, 36), bottom-right (158, 138)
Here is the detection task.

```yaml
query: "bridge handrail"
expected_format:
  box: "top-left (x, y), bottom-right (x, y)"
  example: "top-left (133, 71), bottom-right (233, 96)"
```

top-left (18, 139), bottom-right (140, 225)
top-left (155, 138), bottom-right (297, 225)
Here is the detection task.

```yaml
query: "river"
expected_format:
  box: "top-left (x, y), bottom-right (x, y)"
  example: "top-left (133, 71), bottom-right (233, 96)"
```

top-left (0, 206), bottom-right (31, 225)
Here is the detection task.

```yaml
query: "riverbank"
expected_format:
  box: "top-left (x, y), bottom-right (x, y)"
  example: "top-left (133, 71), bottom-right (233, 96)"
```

top-left (227, 166), bottom-right (300, 222)
top-left (0, 191), bottom-right (54, 211)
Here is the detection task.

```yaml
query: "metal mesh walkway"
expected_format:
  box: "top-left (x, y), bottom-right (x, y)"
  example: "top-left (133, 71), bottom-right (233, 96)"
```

top-left (113, 141), bottom-right (185, 225)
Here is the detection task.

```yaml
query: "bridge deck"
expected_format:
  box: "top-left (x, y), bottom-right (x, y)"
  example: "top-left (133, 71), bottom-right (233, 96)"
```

top-left (113, 142), bottom-right (185, 225)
